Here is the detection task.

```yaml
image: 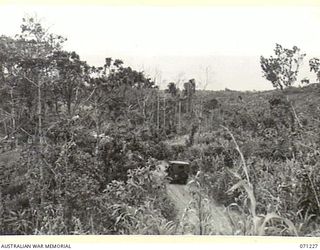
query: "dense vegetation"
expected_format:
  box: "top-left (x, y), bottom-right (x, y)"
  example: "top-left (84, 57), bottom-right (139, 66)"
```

top-left (1, 17), bottom-right (320, 236)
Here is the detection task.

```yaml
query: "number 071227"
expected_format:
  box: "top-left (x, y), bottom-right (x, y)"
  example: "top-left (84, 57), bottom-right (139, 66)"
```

top-left (300, 244), bottom-right (318, 248)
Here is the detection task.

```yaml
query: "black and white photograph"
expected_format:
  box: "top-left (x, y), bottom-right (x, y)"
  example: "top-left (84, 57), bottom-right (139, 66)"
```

top-left (0, 0), bottom-right (320, 238)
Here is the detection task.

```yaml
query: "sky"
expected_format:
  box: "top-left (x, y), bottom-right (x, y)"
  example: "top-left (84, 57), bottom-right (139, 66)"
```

top-left (0, 4), bottom-right (320, 90)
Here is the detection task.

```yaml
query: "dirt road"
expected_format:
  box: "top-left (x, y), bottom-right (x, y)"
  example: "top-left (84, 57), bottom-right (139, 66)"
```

top-left (166, 184), bottom-right (233, 235)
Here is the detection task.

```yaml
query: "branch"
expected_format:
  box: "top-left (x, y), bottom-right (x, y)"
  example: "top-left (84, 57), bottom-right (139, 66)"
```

top-left (290, 102), bottom-right (303, 129)
top-left (82, 87), bottom-right (97, 104)
top-left (23, 74), bottom-right (39, 87)
top-left (20, 127), bottom-right (32, 137)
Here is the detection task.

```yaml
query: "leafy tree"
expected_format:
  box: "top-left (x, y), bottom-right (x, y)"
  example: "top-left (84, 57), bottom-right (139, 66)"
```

top-left (0, 16), bottom-right (66, 142)
top-left (309, 58), bottom-right (320, 83)
top-left (0, 36), bottom-right (21, 141)
top-left (260, 44), bottom-right (305, 90)
top-left (51, 50), bottom-right (89, 117)
top-left (15, 17), bottom-right (65, 140)
top-left (165, 82), bottom-right (178, 97)
top-left (0, 17), bottom-right (71, 232)
top-left (89, 60), bottom-right (156, 125)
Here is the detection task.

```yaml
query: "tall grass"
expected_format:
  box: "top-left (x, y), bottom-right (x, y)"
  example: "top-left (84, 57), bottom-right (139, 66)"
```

top-left (222, 126), bottom-right (298, 236)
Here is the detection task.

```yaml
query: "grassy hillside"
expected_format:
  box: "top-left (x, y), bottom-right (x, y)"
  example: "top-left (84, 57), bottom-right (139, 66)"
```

top-left (1, 83), bottom-right (320, 235)
top-left (1, 16), bottom-right (320, 235)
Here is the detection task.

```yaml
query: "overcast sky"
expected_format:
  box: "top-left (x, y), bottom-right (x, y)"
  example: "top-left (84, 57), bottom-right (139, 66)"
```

top-left (0, 4), bottom-right (320, 90)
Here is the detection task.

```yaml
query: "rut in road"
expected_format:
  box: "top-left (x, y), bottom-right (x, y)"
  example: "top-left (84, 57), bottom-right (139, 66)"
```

top-left (166, 184), bottom-right (233, 235)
